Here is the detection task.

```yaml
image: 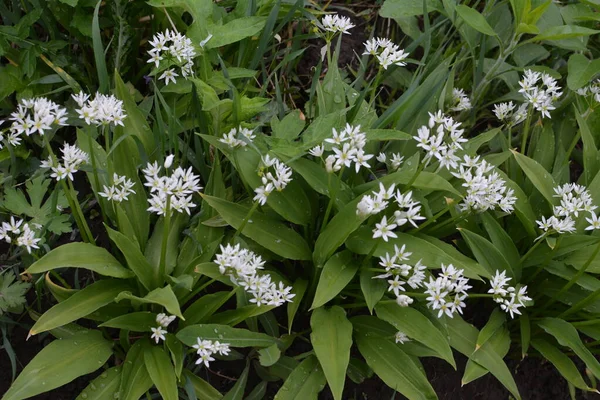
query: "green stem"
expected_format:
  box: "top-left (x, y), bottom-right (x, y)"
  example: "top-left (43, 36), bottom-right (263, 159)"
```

top-left (409, 204), bottom-right (452, 234)
top-left (320, 166), bottom-right (345, 234)
top-left (158, 197), bottom-right (172, 285)
top-left (537, 239), bottom-right (600, 315)
top-left (520, 107), bottom-right (533, 155)
top-left (88, 131), bottom-right (108, 226)
top-left (369, 68), bottom-right (383, 104)
top-left (232, 201), bottom-right (259, 241)
top-left (520, 233), bottom-right (548, 264)
top-left (404, 161), bottom-right (425, 190)
top-left (66, 179), bottom-right (96, 245)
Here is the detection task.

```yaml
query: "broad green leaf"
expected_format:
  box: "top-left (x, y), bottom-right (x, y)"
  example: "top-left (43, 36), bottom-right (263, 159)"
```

top-left (272, 110), bottom-right (305, 141)
top-left (480, 213), bottom-right (521, 279)
top-left (246, 381), bottom-right (268, 400)
top-left (114, 72), bottom-right (155, 156)
top-left (443, 316), bottom-right (521, 399)
top-left (567, 54), bottom-right (600, 91)
top-left (313, 196), bottom-right (369, 267)
top-left (353, 322), bottom-right (437, 400)
top-left (208, 304), bottom-right (276, 326)
top-left (177, 324), bottom-right (277, 348)
top-left (201, 194), bottom-right (311, 260)
top-left (30, 280), bottom-right (130, 336)
top-left (27, 242), bottom-right (134, 278)
top-left (360, 268), bottom-right (387, 313)
top-left (459, 228), bottom-right (514, 278)
top-left (379, 0), bottom-right (442, 17)
top-left (287, 158), bottom-right (354, 209)
top-left (365, 129), bottom-right (412, 141)
top-left (512, 150), bottom-right (557, 206)
top-left (354, 171), bottom-right (460, 197)
top-left (311, 251), bottom-right (358, 309)
top-left (145, 215), bottom-right (185, 276)
top-left (259, 344), bottom-right (281, 367)
top-left (346, 358), bottom-right (374, 384)
top-left (530, 25), bottom-right (599, 41)
top-left (537, 318), bottom-right (600, 379)
top-left (531, 338), bottom-right (592, 391)
top-left (182, 291), bottom-right (234, 327)
top-left (144, 346), bottom-right (178, 400)
top-left (75, 366), bottom-right (121, 400)
top-left (346, 228), bottom-right (489, 279)
top-left (106, 225), bottom-right (155, 290)
top-left (206, 17), bottom-right (267, 49)
top-left (287, 279), bottom-right (308, 334)
top-left (475, 308), bottom-right (506, 349)
top-left (115, 286), bottom-right (183, 319)
top-left (119, 340), bottom-right (153, 400)
top-left (376, 303), bottom-right (455, 368)
top-left (456, 5), bottom-right (497, 36)
top-left (99, 312), bottom-right (156, 332)
top-left (577, 108), bottom-right (600, 185)
top-left (223, 364), bottom-right (249, 400)
top-left (182, 370), bottom-right (222, 400)
top-left (273, 355), bottom-right (326, 400)
top-left (233, 148), bottom-right (311, 225)
top-left (3, 331), bottom-right (112, 400)
top-left (310, 306), bottom-right (352, 400)
top-left (462, 327), bottom-right (510, 385)
top-left (165, 335), bottom-right (183, 379)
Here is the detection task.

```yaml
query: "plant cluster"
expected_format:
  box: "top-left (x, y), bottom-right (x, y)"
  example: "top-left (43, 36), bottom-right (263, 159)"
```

top-left (1, 0), bottom-right (600, 400)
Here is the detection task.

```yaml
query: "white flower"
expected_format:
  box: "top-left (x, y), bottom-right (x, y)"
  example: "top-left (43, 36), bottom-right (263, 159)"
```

top-left (5, 97), bottom-right (68, 146)
top-left (74, 92), bottom-right (127, 127)
top-left (309, 145), bottom-right (324, 157)
top-left (219, 126), bottom-right (255, 148)
top-left (320, 14), bottom-right (355, 35)
top-left (15, 223), bottom-right (41, 253)
top-left (159, 68), bottom-right (179, 85)
top-left (395, 331), bottom-right (410, 344)
top-left (143, 158), bottom-right (203, 216)
top-left (150, 326), bottom-right (167, 343)
top-left (396, 294), bottom-right (413, 307)
top-left (156, 313), bottom-right (176, 328)
top-left (424, 264), bottom-right (470, 318)
top-left (148, 29), bottom-right (197, 82)
top-left (363, 37), bottom-right (409, 70)
top-left (373, 216), bottom-right (398, 242)
top-left (99, 173), bottom-right (136, 203)
top-left (537, 183), bottom-right (596, 235)
top-left (43, 143), bottom-right (89, 182)
top-left (214, 244), bottom-right (295, 307)
top-left (450, 88), bottom-right (472, 112)
top-left (586, 212), bottom-right (600, 230)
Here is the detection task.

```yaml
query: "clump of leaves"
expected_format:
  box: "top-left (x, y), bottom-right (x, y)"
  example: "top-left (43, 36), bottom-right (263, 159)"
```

top-left (0, 176), bottom-right (71, 235)
top-left (0, 270), bottom-right (30, 315)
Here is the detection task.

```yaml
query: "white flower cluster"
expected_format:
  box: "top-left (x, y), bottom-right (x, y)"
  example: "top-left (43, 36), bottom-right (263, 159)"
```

top-left (192, 338), bottom-right (231, 368)
top-left (147, 29), bottom-right (197, 85)
top-left (142, 157), bottom-right (203, 216)
top-left (518, 69), bottom-right (562, 119)
top-left (375, 244), bottom-right (426, 300)
top-left (451, 155), bottom-right (516, 213)
top-left (0, 217), bottom-right (41, 254)
top-left (356, 183), bottom-right (425, 238)
top-left (424, 264), bottom-right (471, 318)
top-left (492, 101), bottom-right (528, 127)
top-left (150, 313), bottom-right (176, 344)
top-left (214, 244), bottom-right (295, 307)
top-left (72, 92), bottom-right (126, 127)
top-left (537, 183), bottom-right (597, 236)
top-left (99, 173), bottom-right (136, 203)
top-left (310, 124), bottom-right (373, 174)
top-left (375, 152), bottom-right (404, 171)
top-left (449, 88), bottom-right (472, 112)
top-left (219, 126), bottom-right (256, 148)
top-left (394, 331), bottom-right (410, 344)
top-left (40, 143), bottom-right (89, 182)
top-left (3, 97), bottom-right (68, 147)
top-left (363, 38), bottom-right (409, 70)
top-left (320, 14), bottom-right (355, 35)
top-left (576, 79), bottom-right (600, 104)
top-left (413, 111), bottom-right (466, 170)
top-left (488, 270), bottom-right (531, 318)
top-left (253, 155), bottom-right (293, 206)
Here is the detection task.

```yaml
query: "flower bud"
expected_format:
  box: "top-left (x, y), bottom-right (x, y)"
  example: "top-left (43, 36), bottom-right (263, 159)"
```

top-left (396, 294), bottom-right (413, 307)
top-left (164, 154), bottom-right (174, 169)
